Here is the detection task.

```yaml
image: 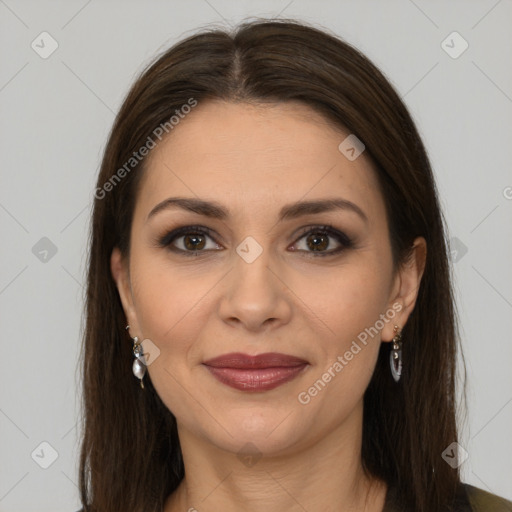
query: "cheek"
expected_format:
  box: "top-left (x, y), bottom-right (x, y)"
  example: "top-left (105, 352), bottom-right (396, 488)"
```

top-left (129, 261), bottom-right (213, 416)
top-left (312, 256), bottom-right (393, 395)
top-left (291, 256), bottom-right (392, 403)
top-left (129, 254), bottom-right (210, 356)
top-left (294, 259), bottom-right (391, 344)
top-left (295, 272), bottom-right (388, 424)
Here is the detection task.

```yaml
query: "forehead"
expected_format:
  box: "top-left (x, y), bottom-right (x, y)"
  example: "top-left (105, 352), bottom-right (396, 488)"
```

top-left (136, 100), bottom-right (383, 223)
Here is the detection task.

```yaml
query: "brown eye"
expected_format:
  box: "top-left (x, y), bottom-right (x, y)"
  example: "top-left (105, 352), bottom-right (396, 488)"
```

top-left (292, 226), bottom-right (353, 257)
top-left (158, 225), bottom-right (223, 256)
top-left (183, 233), bottom-right (207, 250)
top-left (305, 232), bottom-right (330, 252)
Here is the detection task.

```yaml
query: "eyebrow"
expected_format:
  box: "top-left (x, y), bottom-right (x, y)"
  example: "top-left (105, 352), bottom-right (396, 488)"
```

top-left (146, 196), bottom-right (368, 224)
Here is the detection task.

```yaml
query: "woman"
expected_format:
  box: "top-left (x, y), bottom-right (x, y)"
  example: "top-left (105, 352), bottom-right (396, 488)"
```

top-left (77, 19), bottom-right (512, 512)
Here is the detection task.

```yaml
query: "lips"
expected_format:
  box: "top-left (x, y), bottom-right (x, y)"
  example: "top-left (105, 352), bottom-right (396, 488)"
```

top-left (202, 352), bottom-right (309, 392)
top-left (203, 352), bottom-right (308, 368)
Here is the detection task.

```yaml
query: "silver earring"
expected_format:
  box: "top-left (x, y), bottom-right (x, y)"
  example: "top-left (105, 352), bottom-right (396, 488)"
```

top-left (126, 325), bottom-right (146, 389)
top-left (390, 325), bottom-right (402, 382)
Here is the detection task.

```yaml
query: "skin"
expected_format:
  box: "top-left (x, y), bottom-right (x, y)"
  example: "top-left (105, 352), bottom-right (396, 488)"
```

top-left (111, 100), bottom-right (426, 512)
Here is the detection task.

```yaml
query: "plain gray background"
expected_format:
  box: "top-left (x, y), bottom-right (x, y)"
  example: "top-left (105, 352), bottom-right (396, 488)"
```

top-left (1, 1), bottom-right (511, 510)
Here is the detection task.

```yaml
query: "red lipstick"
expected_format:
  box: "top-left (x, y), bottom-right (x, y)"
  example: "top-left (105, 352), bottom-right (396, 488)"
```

top-left (202, 352), bottom-right (309, 392)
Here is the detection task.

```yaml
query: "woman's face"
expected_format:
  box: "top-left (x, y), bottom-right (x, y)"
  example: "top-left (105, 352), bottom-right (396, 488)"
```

top-left (112, 100), bottom-right (423, 457)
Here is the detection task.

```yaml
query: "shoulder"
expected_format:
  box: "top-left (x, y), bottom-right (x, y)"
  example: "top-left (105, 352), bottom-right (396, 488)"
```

top-left (383, 482), bottom-right (512, 512)
top-left (464, 483), bottom-right (512, 511)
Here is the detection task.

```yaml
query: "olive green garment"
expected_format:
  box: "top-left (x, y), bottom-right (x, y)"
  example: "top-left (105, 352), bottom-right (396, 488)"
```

top-left (382, 482), bottom-right (512, 512)
top-left (73, 484), bottom-right (512, 511)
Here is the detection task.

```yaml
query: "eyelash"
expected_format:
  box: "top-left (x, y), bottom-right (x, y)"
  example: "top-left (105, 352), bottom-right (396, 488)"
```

top-left (156, 224), bottom-right (353, 258)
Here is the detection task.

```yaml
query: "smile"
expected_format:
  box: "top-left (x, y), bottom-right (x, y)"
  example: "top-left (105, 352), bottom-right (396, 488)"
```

top-left (202, 352), bottom-right (310, 392)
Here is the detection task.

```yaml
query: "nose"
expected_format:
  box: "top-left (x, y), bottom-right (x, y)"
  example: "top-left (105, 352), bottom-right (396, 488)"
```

top-left (217, 240), bottom-right (293, 334)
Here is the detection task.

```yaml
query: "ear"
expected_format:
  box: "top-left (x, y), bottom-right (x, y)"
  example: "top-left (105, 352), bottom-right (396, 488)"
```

top-left (111, 247), bottom-right (141, 336)
top-left (381, 236), bottom-right (427, 342)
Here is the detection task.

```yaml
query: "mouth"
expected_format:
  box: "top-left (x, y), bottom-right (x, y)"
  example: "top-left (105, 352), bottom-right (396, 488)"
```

top-left (202, 352), bottom-right (309, 392)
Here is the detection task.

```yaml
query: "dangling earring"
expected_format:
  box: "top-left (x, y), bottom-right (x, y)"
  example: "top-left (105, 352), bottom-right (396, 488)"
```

top-left (390, 325), bottom-right (402, 382)
top-left (126, 325), bottom-right (146, 389)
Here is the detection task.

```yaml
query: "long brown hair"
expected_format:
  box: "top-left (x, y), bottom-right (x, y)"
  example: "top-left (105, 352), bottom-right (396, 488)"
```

top-left (78, 19), bottom-right (463, 512)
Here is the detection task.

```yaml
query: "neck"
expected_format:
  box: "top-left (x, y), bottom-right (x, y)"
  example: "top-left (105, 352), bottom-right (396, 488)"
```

top-left (164, 401), bottom-right (387, 512)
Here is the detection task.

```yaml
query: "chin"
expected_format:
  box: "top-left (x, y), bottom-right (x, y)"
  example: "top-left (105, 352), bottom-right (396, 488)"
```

top-left (221, 430), bottom-right (302, 460)
top-left (204, 407), bottom-right (308, 458)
